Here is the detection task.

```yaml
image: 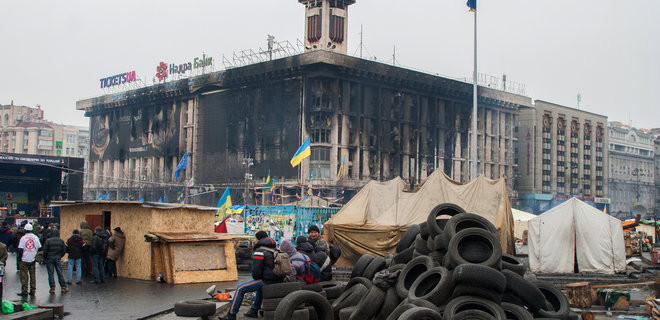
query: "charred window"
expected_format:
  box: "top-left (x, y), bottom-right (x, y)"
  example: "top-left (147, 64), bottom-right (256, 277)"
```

top-left (311, 146), bottom-right (330, 179)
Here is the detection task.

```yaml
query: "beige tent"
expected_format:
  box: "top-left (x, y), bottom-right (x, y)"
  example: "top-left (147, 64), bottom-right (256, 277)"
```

top-left (323, 171), bottom-right (515, 263)
top-left (512, 208), bottom-right (537, 240)
top-left (528, 198), bottom-right (625, 274)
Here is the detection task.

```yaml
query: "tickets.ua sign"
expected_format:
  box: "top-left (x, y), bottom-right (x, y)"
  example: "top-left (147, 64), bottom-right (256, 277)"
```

top-left (100, 71), bottom-right (137, 88)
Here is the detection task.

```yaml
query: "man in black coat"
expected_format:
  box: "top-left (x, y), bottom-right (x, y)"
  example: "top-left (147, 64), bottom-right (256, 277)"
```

top-left (296, 236), bottom-right (332, 281)
top-left (42, 229), bottom-right (68, 293)
top-left (219, 231), bottom-right (283, 320)
top-left (66, 229), bottom-right (85, 284)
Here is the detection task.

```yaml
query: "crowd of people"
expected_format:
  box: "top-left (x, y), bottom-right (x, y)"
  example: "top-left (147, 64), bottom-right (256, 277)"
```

top-left (219, 225), bottom-right (341, 320)
top-left (0, 220), bottom-right (125, 299)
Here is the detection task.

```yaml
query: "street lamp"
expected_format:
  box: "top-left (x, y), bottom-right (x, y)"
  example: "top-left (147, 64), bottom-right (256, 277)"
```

top-left (243, 157), bottom-right (254, 204)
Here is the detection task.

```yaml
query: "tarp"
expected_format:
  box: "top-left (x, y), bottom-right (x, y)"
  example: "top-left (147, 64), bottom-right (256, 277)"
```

top-left (323, 170), bottom-right (515, 263)
top-left (528, 198), bottom-right (626, 274)
top-left (512, 208), bottom-right (537, 240)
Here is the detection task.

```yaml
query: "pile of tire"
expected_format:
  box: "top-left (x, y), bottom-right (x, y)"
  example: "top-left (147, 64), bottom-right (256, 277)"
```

top-left (333, 203), bottom-right (575, 320)
top-left (261, 280), bottom-right (345, 320)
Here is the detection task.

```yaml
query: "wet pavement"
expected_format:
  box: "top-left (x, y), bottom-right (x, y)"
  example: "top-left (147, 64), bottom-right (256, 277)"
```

top-left (1, 252), bottom-right (251, 320)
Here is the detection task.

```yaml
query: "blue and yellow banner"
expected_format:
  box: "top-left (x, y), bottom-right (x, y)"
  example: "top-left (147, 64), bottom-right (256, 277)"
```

top-left (467, 0), bottom-right (476, 11)
top-left (290, 138), bottom-right (311, 168)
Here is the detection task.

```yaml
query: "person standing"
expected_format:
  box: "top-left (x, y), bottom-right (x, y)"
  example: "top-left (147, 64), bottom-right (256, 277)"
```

top-left (17, 224), bottom-right (41, 297)
top-left (79, 221), bottom-right (93, 277)
top-left (66, 229), bottom-right (85, 284)
top-left (42, 229), bottom-right (68, 294)
top-left (219, 231), bottom-right (284, 320)
top-left (13, 221), bottom-right (27, 270)
top-left (106, 227), bottom-right (125, 278)
top-left (91, 226), bottom-right (109, 284)
top-left (0, 241), bottom-right (7, 302)
top-left (0, 222), bottom-right (13, 253)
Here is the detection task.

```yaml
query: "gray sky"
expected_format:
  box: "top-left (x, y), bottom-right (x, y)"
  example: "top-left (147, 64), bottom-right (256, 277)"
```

top-left (1, 0), bottom-right (658, 129)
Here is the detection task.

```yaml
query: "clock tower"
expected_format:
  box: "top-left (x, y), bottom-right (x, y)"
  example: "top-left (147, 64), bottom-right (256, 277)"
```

top-left (299, 0), bottom-right (356, 54)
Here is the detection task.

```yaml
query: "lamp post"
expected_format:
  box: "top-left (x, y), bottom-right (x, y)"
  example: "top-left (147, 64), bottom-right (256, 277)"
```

top-left (243, 157), bottom-right (254, 205)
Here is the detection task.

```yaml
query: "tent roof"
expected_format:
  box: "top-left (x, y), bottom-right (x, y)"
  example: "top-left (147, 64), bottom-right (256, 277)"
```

top-left (512, 208), bottom-right (536, 222)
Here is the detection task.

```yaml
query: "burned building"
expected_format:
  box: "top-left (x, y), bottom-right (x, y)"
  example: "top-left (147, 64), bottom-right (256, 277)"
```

top-left (77, 50), bottom-right (530, 205)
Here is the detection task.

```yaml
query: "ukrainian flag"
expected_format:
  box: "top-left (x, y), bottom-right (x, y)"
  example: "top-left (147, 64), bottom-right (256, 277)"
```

top-left (467, 0), bottom-right (476, 12)
top-left (216, 186), bottom-right (232, 219)
top-left (290, 138), bottom-right (311, 168)
top-left (265, 170), bottom-right (273, 188)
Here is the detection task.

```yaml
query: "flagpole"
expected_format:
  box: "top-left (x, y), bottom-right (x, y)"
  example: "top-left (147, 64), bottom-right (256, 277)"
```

top-left (471, 6), bottom-right (478, 180)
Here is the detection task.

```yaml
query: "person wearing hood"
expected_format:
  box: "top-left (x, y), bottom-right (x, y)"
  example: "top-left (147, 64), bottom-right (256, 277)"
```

top-left (66, 229), bottom-right (85, 284)
top-left (280, 239), bottom-right (307, 284)
top-left (106, 227), bottom-right (125, 277)
top-left (0, 221), bottom-right (14, 253)
top-left (219, 231), bottom-right (283, 320)
top-left (296, 236), bottom-right (332, 281)
top-left (42, 229), bottom-right (68, 294)
top-left (79, 221), bottom-right (93, 277)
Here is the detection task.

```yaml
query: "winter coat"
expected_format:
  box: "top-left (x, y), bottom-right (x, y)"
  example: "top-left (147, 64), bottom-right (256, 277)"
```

top-left (13, 228), bottom-right (26, 249)
top-left (0, 227), bottom-right (13, 247)
top-left (106, 230), bottom-right (125, 261)
top-left (79, 221), bottom-right (93, 246)
top-left (252, 237), bottom-right (284, 284)
top-left (91, 230), bottom-right (109, 256)
top-left (297, 241), bottom-right (332, 281)
top-left (66, 234), bottom-right (85, 259)
top-left (43, 235), bottom-right (67, 261)
top-left (280, 240), bottom-right (307, 284)
top-left (0, 242), bottom-right (7, 264)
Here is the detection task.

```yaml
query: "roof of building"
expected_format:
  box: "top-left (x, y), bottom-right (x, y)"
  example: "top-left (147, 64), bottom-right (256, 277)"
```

top-left (14, 121), bottom-right (52, 129)
top-left (49, 200), bottom-right (219, 211)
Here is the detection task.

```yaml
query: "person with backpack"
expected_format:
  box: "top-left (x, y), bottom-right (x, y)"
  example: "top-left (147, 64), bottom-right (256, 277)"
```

top-left (296, 236), bottom-right (331, 281)
top-left (219, 231), bottom-right (284, 320)
top-left (91, 226), bottom-right (109, 284)
top-left (279, 239), bottom-right (306, 284)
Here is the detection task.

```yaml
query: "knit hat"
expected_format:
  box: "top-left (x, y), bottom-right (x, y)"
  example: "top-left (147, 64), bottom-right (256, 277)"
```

top-left (308, 225), bottom-right (320, 234)
top-left (73, 229), bottom-right (80, 235)
top-left (255, 230), bottom-right (268, 240)
top-left (24, 224), bottom-right (33, 231)
top-left (296, 236), bottom-right (308, 244)
top-left (114, 227), bottom-right (122, 232)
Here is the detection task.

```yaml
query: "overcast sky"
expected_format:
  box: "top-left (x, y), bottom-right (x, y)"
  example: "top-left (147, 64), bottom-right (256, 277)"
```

top-left (1, 0), bottom-right (658, 129)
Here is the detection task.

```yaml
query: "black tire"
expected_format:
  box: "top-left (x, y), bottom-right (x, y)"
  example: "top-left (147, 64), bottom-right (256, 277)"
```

top-left (376, 287), bottom-right (402, 320)
top-left (419, 222), bottom-right (430, 238)
top-left (407, 266), bottom-right (453, 305)
top-left (427, 203), bottom-right (466, 236)
top-left (410, 299), bottom-right (440, 313)
top-left (291, 308), bottom-right (310, 320)
top-left (338, 306), bottom-right (357, 320)
top-left (173, 300), bottom-right (216, 317)
top-left (332, 283), bottom-right (369, 319)
top-left (398, 307), bottom-right (443, 320)
top-left (428, 250), bottom-right (444, 264)
top-left (396, 256), bottom-right (436, 299)
top-left (262, 297), bottom-right (283, 311)
top-left (446, 227), bottom-right (502, 270)
top-left (352, 254), bottom-right (375, 278)
top-left (502, 291), bottom-right (526, 306)
top-left (501, 302), bottom-right (534, 320)
top-left (385, 257), bottom-right (393, 267)
top-left (397, 225), bottom-right (421, 253)
top-left (443, 213), bottom-right (498, 248)
top-left (415, 234), bottom-right (431, 254)
top-left (501, 254), bottom-right (526, 276)
top-left (302, 283), bottom-right (323, 292)
top-left (427, 234), bottom-right (437, 251)
top-left (434, 233), bottom-right (446, 251)
top-left (345, 276), bottom-right (372, 291)
top-left (385, 302), bottom-right (417, 320)
top-left (264, 310), bottom-right (275, 320)
top-left (363, 256), bottom-right (388, 281)
top-left (393, 246), bottom-right (415, 265)
top-left (452, 263), bottom-right (506, 293)
top-left (443, 295), bottom-right (506, 320)
top-left (274, 290), bottom-right (333, 320)
top-left (502, 270), bottom-right (545, 312)
top-left (349, 285), bottom-right (387, 320)
top-left (388, 263), bottom-right (406, 273)
top-left (262, 282), bottom-right (303, 299)
top-left (452, 310), bottom-right (497, 320)
top-left (451, 284), bottom-right (502, 304)
top-left (319, 281), bottom-right (344, 300)
top-left (532, 281), bottom-right (570, 319)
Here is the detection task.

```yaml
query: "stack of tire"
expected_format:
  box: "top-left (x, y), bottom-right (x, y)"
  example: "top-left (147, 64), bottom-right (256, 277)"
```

top-left (334, 203), bottom-right (574, 320)
top-left (261, 280), bottom-right (345, 320)
top-left (236, 243), bottom-right (253, 271)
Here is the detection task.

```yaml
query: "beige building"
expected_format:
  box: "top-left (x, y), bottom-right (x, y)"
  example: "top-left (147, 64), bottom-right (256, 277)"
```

top-left (516, 100), bottom-right (608, 213)
top-left (0, 103), bottom-right (89, 158)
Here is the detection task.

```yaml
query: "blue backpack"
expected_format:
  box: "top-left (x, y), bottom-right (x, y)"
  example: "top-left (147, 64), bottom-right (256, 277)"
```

top-left (291, 255), bottom-right (321, 284)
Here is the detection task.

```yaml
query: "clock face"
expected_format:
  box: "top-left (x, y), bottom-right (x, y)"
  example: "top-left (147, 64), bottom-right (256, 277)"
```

top-left (92, 115), bottom-right (110, 155)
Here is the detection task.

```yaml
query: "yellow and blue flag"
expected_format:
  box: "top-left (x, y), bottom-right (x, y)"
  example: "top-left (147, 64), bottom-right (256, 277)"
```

top-left (265, 170), bottom-right (273, 188)
top-left (290, 138), bottom-right (311, 167)
top-left (174, 151), bottom-right (187, 179)
top-left (467, 0), bottom-right (476, 12)
top-left (336, 153), bottom-right (346, 181)
top-left (177, 186), bottom-right (185, 203)
top-left (216, 186), bottom-right (232, 217)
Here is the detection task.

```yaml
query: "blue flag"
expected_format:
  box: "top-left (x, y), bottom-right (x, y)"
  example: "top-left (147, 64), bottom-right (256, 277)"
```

top-left (467, 0), bottom-right (476, 11)
top-left (158, 197), bottom-right (163, 203)
top-left (96, 194), bottom-right (104, 200)
top-left (103, 193), bottom-right (111, 200)
top-left (139, 197), bottom-right (144, 202)
top-left (174, 151), bottom-right (188, 179)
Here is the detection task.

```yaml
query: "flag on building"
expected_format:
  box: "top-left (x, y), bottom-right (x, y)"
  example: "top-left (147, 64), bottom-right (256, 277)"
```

top-left (158, 197), bottom-right (163, 203)
top-left (265, 170), bottom-right (273, 188)
top-left (177, 186), bottom-right (185, 203)
top-left (174, 151), bottom-right (188, 179)
top-left (103, 193), bottom-right (111, 200)
top-left (216, 186), bottom-right (232, 216)
top-left (290, 138), bottom-right (311, 167)
top-left (139, 197), bottom-right (144, 202)
top-left (96, 194), bottom-right (103, 200)
top-left (336, 154), bottom-right (346, 181)
top-left (467, 0), bottom-right (476, 11)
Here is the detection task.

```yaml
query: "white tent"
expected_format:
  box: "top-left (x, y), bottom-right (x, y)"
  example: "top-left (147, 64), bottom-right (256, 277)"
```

top-left (512, 208), bottom-right (537, 240)
top-left (528, 198), bottom-right (626, 274)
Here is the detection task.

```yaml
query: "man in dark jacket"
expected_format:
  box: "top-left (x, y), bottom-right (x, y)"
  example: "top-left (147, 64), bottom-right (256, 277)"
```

top-left (0, 222), bottom-right (13, 253)
top-left (91, 226), bottom-right (109, 284)
top-left (307, 225), bottom-right (341, 266)
top-left (42, 229), bottom-right (68, 294)
top-left (79, 221), bottom-right (93, 277)
top-left (296, 236), bottom-right (332, 281)
top-left (66, 229), bottom-right (85, 284)
top-left (13, 221), bottom-right (27, 269)
top-left (219, 231), bottom-right (283, 320)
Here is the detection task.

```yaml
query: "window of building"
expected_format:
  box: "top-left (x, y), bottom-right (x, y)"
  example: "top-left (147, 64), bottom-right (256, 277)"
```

top-left (66, 134), bottom-right (76, 142)
top-left (312, 129), bottom-right (330, 143)
top-left (39, 129), bottom-right (53, 137)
